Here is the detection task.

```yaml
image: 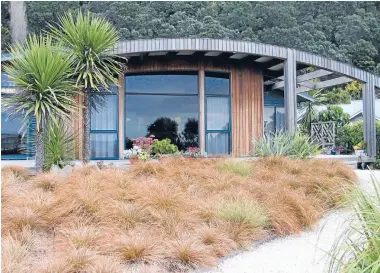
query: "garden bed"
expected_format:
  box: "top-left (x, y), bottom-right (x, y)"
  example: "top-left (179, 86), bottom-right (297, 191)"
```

top-left (1, 157), bottom-right (356, 272)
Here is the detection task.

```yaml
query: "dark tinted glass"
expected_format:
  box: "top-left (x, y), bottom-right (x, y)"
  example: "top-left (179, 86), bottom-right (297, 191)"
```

top-left (125, 95), bottom-right (199, 150)
top-left (205, 72), bottom-right (230, 95)
top-left (126, 72), bottom-right (198, 94)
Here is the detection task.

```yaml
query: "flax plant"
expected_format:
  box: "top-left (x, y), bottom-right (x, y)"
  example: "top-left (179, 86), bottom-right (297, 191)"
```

top-left (2, 34), bottom-right (77, 173)
top-left (328, 173), bottom-right (380, 273)
top-left (49, 11), bottom-right (124, 163)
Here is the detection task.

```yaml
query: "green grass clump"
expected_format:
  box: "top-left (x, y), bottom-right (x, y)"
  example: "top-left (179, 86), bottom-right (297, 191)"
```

top-left (328, 173), bottom-right (380, 273)
top-left (216, 160), bottom-right (252, 177)
top-left (216, 199), bottom-right (268, 229)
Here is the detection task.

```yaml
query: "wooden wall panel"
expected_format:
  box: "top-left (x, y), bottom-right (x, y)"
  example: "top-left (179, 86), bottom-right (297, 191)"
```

top-left (124, 57), bottom-right (263, 157)
top-left (73, 94), bottom-right (84, 160)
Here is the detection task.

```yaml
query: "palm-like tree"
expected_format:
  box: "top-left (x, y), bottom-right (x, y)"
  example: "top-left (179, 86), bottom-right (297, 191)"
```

top-left (49, 11), bottom-right (124, 163)
top-left (3, 35), bottom-right (77, 173)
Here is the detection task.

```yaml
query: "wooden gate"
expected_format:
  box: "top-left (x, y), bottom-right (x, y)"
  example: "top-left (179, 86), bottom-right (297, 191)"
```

top-left (311, 121), bottom-right (335, 148)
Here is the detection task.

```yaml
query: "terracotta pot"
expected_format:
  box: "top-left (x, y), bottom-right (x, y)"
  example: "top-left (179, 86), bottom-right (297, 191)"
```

top-left (129, 158), bottom-right (139, 164)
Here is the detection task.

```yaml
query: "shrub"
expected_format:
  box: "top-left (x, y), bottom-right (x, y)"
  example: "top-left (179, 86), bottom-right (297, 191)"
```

top-left (318, 106), bottom-right (350, 128)
top-left (328, 173), bottom-right (380, 273)
top-left (1, 166), bottom-right (30, 180)
top-left (253, 131), bottom-right (320, 158)
top-left (152, 138), bottom-right (178, 155)
top-left (373, 159), bottom-right (380, 170)
top-left (337, 121), bottom-right (380, 154)
top-left (44, 123), bottom-right (75, 170)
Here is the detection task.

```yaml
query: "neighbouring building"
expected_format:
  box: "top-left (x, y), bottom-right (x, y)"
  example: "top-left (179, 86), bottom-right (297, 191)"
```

top-left (1, 38), bottom-right (379, 160)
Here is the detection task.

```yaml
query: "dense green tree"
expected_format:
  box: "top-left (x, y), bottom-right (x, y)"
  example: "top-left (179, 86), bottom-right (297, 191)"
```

top-left (2, 1), bottom-right (380, 75)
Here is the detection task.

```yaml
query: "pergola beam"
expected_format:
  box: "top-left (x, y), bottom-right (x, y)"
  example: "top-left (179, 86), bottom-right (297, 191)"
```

top-left (296, 76), bottom-right (353, 93)
top-left (269, 69), bottom-right (334, 90)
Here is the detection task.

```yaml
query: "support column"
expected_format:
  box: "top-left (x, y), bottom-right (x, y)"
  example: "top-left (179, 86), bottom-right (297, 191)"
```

top-left (363, 74), bottom-right (376, 158)
top-left (284, 49), bottom-right (297, 132)
top-left (118, 74), bottom-right (125, 159)
top-left (199, 69), bottom-right (205, 152)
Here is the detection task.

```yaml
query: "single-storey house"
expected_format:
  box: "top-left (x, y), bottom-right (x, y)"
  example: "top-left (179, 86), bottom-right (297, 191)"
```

top-left (1, 38), bottom-right (379, 160)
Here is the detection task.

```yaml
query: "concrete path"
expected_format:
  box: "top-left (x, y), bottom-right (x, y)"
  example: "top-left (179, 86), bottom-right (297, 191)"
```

top-left (198, 170), bottom-right (379, 273)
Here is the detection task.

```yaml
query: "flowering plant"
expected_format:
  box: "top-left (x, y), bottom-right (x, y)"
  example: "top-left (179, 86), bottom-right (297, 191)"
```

top-left (133, 137), bottom-right (157, 153)
top-left (123, 146), bottom-right (142, 159)
top-left (184, 147), bottom-right (206, 158)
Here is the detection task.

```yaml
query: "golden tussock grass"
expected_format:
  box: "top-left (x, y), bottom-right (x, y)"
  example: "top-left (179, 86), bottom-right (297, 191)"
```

top-left (1, 157), bottom-right (356, 271)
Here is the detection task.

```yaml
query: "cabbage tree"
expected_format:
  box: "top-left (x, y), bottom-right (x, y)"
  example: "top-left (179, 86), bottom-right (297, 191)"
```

top-left (3, 35), bottom-right (77, 173)
top-left (49, 11), bottom-right (124, 163)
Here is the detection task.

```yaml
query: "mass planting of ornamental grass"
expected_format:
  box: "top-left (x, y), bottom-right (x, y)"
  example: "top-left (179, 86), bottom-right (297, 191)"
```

top-left (2, 157), bottom-right (356, 272)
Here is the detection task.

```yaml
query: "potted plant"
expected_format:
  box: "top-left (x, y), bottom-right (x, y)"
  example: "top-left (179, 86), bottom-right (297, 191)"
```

top-left (353, 141), bottom-right (366, 156)
top-left (123, 146), bottom-right (140, 164)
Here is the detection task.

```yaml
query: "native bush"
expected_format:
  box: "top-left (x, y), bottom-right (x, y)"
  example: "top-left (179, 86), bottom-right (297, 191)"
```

top-left (253, 131), bottom-right (320, 158)
top-left (328, 173), bottom-right (380, 273)
top-left (152, 138), bottom-right (178, 155)
top-left (336, 121), bottom-right (380, 154)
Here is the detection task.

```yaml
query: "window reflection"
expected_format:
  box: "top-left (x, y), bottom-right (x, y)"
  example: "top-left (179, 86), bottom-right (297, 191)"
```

top-left (1, 111), bottom-right (27, 159)
top-left (126, 72), bottom-right (198, 94)
top-left (125, 73), bottom-right (199, 150)
top-left (205, 72), bottom-right (230, 95)
top-left (263, 106), bottom-right (285, 135)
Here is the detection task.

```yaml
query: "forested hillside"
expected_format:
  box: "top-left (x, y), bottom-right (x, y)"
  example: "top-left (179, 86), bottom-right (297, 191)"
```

top-left (1, 1), bottom-right (380, 75)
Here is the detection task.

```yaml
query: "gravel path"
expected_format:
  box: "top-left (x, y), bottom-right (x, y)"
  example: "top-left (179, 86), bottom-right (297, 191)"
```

top-left (197, 170), bottom-right (379, 273)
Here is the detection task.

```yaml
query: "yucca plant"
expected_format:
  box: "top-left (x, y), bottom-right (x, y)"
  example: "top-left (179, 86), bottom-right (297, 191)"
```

top-left (44, 121), bottom-right (76, 171)
top-left (2, 34), bottom-right (77, 173)
top-left (253, 131), bottom-right (320, 159)
top-left (328, 173), bottom-right (380, 273)
top-left (49, 10), bottom-right (124, 163)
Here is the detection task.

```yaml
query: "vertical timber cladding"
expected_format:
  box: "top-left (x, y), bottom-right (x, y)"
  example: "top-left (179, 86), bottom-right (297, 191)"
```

top-left (126, 58), bottom-right (263, 157)
top-left (73, 94), bottom-right (84, 160)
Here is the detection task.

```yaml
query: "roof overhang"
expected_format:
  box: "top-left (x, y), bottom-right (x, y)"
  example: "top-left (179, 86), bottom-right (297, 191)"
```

top-left (111, 38), bottom-right (380, 89)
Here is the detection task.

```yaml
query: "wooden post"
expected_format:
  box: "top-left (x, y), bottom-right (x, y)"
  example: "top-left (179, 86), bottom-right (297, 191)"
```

top-left (363, 74), bottom-right (376, 158)
top-left (284, 49), bottom-right (297, 132)
top-left (118, 74), bottom-right (125, 159)
top-left (199, 69), bottom-right (205, 152)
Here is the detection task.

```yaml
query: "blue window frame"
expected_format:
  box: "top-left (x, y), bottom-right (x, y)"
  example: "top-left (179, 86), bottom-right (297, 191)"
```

top-left (90, 92), bottom-right (119, 160)
top-left (205, 72), bottom-right (231, 155)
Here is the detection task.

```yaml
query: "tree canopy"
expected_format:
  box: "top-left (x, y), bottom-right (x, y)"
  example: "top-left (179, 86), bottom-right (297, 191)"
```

top-left (1, 1), bottom-right (380, 75)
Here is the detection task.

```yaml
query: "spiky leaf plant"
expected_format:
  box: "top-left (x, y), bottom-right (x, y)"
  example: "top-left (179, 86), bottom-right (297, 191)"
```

top-left (44, 121), bottom-right (76, 171)
top-left (3, 34), bottom-right (77, 173)
top-left (49, 10), bottom-right (124, 163)
top-left (253, 131), bottom-right (320, 159)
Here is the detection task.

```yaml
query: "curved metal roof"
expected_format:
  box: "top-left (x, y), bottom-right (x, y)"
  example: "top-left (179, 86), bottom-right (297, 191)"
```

top-left (114, 38), bottom-right (380, 88)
